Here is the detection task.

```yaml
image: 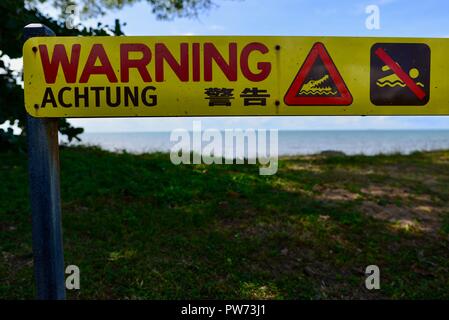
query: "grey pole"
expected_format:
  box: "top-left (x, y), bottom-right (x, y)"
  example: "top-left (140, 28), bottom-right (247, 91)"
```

top-left (23, 24), bottom-right (66, 300)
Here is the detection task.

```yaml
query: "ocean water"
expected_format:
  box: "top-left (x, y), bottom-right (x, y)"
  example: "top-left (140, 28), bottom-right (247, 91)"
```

top-left (69, 130), bottom-right (449, 156)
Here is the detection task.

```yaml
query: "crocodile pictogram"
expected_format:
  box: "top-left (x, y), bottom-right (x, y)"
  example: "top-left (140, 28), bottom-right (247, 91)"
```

top-left (299, 74), bottom-right (337, 96)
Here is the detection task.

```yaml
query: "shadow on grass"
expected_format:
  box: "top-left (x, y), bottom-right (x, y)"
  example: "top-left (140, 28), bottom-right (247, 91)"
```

top-left (1, 146), bottom-right (449, 299)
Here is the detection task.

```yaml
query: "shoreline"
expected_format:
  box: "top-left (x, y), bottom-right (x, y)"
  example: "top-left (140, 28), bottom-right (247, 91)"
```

top-left (63, 129), bottom-right (449, 157)
top-left (62, 143), bottom-right (449, 158)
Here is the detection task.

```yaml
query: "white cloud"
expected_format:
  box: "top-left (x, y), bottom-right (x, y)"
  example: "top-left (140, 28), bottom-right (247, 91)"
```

top-left (208, 24), bottom-right (225, 31)
top-left (377, 0), bottom-right (398, 6)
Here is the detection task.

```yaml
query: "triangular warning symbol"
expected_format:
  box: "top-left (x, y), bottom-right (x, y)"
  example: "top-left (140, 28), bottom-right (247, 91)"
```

top-left (284, 42), bottom-right (353, 106)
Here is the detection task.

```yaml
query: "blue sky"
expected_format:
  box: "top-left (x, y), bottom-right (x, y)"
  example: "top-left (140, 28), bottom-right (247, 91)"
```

top-left (47, 0), bottom-right (449, 131)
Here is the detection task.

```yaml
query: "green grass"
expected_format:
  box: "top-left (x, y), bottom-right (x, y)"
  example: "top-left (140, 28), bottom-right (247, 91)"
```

top-left (1, 146), bottom-right (449, 299)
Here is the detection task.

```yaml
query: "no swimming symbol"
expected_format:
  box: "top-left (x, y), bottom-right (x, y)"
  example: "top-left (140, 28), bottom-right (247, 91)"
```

top-left (370, 43), bottom-right (431, 106)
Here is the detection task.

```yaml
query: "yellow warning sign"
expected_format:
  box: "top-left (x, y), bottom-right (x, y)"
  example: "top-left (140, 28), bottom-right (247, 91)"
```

top-left (22, 36), bottom-right (449, 118)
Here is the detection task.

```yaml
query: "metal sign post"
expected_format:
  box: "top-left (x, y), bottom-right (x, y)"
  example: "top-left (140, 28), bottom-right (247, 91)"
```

top-left (23, 24), bottom-right (66, 300)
